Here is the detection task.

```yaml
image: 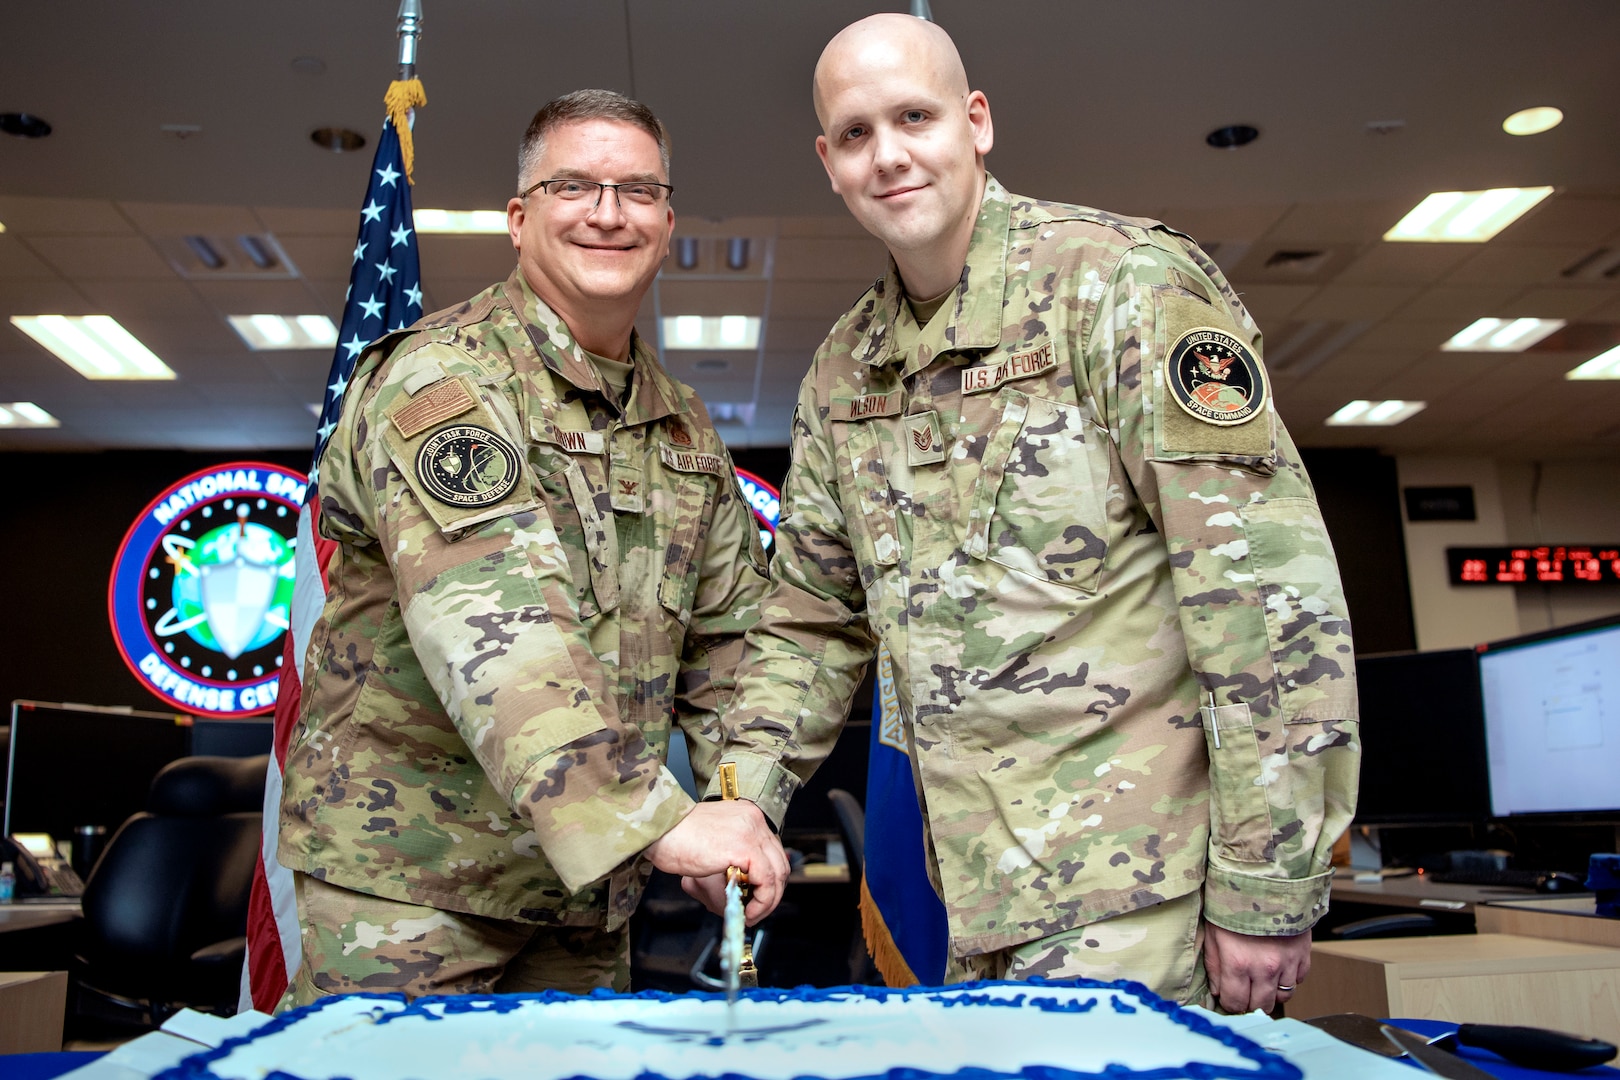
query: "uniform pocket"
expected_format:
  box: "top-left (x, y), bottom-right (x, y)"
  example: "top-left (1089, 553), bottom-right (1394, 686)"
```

top-left (527, 430), bottom-right (619, 619)
top-left (969, 389), bottom-right (1111, 593)
top-left (657, 473), bottom-right (714, 624)
top-left (1201, 701), bottom-right (1275, 863)
top-left (831, 419), bottom-right (901, 584)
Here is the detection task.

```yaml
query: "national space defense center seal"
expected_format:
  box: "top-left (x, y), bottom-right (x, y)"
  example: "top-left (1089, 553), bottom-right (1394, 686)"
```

top-left (109, 462), bottom-right (306, 717)
top-left (417, 425), bottom-right (521, 507)
top-left (1167, 326), bottom-right (1266, 425)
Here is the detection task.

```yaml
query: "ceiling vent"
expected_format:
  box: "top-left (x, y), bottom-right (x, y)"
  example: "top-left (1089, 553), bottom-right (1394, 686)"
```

top-left (1234, 243), bottom-right (1354, 283)
top-left (154, 233), bottom-right (299, 280)
top-left (1263, 249), bottom-right (1333, 276)
top-left (1561, 246), bottom-right (1620, 280)
top-left (1262, 319), bottom-right (1371, 375)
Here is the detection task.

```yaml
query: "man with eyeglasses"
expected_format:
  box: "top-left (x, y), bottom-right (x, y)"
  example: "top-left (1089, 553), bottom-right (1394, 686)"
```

top-left (278, 89), bottom-right (787, 1006)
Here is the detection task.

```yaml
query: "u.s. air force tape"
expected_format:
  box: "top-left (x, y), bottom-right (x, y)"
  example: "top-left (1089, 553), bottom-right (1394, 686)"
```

top-left (415, 425), bottom-right (521, 508)
top-left (1166, 326), bottom-right (1266, 426)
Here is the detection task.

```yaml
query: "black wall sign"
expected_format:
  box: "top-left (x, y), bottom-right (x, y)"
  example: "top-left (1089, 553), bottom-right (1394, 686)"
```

top-left (1405, 486), bottom-right (1476, 522)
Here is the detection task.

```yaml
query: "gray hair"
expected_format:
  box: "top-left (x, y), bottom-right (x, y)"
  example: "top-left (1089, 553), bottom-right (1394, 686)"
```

top-left (517, 89), bottom-right (672, 191)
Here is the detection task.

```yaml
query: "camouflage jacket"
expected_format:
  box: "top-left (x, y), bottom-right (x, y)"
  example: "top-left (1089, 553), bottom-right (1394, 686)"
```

top-left (279, 270), bottom-right (769, 929)
top-left (714, 177), bottom-right (1360, 956)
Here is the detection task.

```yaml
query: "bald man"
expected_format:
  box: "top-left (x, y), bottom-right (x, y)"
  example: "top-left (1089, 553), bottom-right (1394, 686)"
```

top-left (707, 15), bottom-right (1360, 1013)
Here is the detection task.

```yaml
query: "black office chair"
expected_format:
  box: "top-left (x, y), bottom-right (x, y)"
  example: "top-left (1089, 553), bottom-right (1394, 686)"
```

top-left (72, 754), bottom-right (268, 1026)
top-left (827, 788), bottom-right (881, 985)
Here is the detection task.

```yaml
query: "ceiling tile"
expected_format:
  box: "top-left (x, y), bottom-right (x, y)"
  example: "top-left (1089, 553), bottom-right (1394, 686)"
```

top-left (1156, 203), bottom-right (1290, 244)
top-left (1233, 284), bottom-right (1319, 325)
top-left (1258, 199), bottom-right (1415, 245)
top-left (416, 235), bottom-right (515, 281)
top-left (28, 236), bottom-right (173, 279)
top-left (0, 197), bottom-right (135, 236)
top-left (769, 281), bottom-right (872, 320)
top-left (1390, 284), bottom-right (1522, 322)
top-left (1334, 242), bottom-right (1478, 285)
top-left (1502, 285), bottom-right (1620, 319)
top-left (76, 279), bottom-right (215, 321)
top-left (189, 278), bottom-right (331, 314)
top-left (773, 236), bottom-right (886, 282)
top-left (764, 318), bottom-right (836, 351)
top-left (1290, 284), bottom-right (1414, 321)
top-left (778, 216), bottom-right (876, 239)
top-left (117, 201), bottom-right (263, 235)
top-left (0, 279), bottom-right (95, 316)
top-left (1494, 193), bottom-right (1620, 246)
top-left (276, 235), bottom-right (362, 282)
top-left (656, 279), bottom-right (769, 315)
top-left (1445, 243), bottom-right (1595, 286)
top-left (0, 236), bottom-right (61, 280)
top-left (254, 206), bottom-right (372, 236)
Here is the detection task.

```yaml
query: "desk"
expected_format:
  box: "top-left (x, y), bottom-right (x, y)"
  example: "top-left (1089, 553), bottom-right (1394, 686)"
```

top-left (0, 901), bottom-right (81, 935)
top-left (1477, 896), bottom-right (1620, 949)
top-left (1287, 933), bottom-right (1620, 1045)
top-left (1332, 872), bottom-right (1542, 916)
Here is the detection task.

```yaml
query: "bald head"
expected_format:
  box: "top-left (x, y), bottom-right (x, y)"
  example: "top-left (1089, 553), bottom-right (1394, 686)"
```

top-left (813, 14), bottom-right (969, 128)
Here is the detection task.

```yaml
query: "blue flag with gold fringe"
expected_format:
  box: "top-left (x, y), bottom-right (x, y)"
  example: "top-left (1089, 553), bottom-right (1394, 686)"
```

top-left (860, 644), bottom-right (948, 986)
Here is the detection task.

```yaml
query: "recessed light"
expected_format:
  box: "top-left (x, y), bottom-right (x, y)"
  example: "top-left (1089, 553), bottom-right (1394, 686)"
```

top-left (661, 316), bottom-right (760, 351)
top-left (310, 127), bottom-right (366, 153)
top-left (414, 209), bottom-right (508, 234)
top-left (1326, 400), bottom-right (1426, 426)
top-left (1384, 187), bottom-right (1554, 242)
top-left (10, 315), bottom-right (176, 380)
top-left (1566, 345), bottom-right (1620, 380)
top-left (1206, 125), bottom-right (1259, 150)
top-left (1442, 317), bottom-right (1566, 352)
top-left (0, 113), bottom-right (52, 138)
top-left (1503, 106), bottom-right (1563, 137)
top-left (0, 402), bottom-right (60, 428)
top-left (228, 314), bottom-right (339, 351)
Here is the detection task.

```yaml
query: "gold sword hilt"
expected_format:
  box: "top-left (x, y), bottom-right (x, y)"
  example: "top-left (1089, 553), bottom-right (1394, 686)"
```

top-left (717, 763), bottom-right (759, 989)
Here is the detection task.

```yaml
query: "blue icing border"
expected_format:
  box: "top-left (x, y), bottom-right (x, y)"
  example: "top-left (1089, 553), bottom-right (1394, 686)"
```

top-left (157, 978), bottom-right (1300, 1080)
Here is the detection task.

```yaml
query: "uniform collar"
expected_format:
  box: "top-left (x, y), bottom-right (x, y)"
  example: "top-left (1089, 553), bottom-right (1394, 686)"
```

top-left (851, 173), bottom-right (1012, 373)
top-left (501, 268), bottom-right (687, 426)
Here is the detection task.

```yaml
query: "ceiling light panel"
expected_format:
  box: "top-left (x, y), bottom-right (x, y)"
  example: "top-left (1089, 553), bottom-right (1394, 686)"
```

top-left (228, 314), bottom-right (339, 350)
top-left (10, 315), bottom-right (177, 380)
top-left (0, 402), bottom-right (60, 428)
top-left (661, 315), bottom-right (761, 351)
top-left (1384, 187), bottom-right (1555, 242)
top-left (1441, 317), bottom-right (1566, 352)
top-left (415, 209), bottom-right (508, 234)
top-left (1567, 345), bottom-right (1620, 380)
top-left (1326, 399), bottom-right (1427, 426)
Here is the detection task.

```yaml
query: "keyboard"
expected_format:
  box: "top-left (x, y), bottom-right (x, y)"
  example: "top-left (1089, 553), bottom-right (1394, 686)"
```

top-left (1428, 868), bottom-right (1554, 889)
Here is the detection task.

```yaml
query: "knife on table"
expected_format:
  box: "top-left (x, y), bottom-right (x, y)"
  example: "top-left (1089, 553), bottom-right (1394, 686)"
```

top-left (1305, 1013), bottom-right (1617, 1072)
top-left (1381, 1025), bottom-right (1499, 1080)
top-left (716, 762), bottom-right (759, 1008)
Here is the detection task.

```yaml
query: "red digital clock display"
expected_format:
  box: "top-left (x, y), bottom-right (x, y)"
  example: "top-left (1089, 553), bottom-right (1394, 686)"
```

top-left (1447, 546), bottom-right (1620, 585)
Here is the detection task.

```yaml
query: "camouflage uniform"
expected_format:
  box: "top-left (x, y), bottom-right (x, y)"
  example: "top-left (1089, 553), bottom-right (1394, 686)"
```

top-left (714, 176), bottom-right (1360, 962)
top-left (279, 270), bottom-right (769, 977)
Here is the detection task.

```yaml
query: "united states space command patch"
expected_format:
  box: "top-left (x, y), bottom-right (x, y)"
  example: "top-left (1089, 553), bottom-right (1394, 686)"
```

top-left (1167, 326), bottom-right (1266, 426)
top-left (416, 425), bottom-right (521, 507)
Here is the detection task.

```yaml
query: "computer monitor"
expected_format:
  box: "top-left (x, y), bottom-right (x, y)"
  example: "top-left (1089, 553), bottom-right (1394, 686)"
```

top-left (1479, 614), bottom-right (1620, 820)
top-left (1353, 649), bottom-right (1491, 824)
top-left (3, 700), bottom-right (191, 841)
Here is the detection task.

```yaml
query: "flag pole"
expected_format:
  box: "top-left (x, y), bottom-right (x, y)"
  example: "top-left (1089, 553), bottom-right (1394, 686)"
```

top-left (397, 0), bottom-right (423, 79)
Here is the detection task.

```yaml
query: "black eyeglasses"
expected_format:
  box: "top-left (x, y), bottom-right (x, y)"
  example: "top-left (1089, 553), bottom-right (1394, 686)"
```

top-left (519, 178), bottom-right (674, 208)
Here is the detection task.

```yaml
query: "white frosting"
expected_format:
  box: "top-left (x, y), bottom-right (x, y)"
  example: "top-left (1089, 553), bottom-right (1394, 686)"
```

top-left (185, 982), bottom-right (1299, 1080)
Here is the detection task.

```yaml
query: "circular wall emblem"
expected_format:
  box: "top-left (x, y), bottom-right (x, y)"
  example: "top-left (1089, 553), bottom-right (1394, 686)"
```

top-left (416, 425), bottom-right (521, 507)
top-left (1167, 327), bottom-right (1266, 426)
top-left (108, 462), bottom-right (307, 717)
top-left (735, 467), bottom-right (781, 552)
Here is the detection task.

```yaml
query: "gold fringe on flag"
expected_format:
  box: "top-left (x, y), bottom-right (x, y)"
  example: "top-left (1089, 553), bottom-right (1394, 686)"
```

top-left (384, 78), bottom-right (428, 185)
top-left (858, 872), bottom-right (921, 988)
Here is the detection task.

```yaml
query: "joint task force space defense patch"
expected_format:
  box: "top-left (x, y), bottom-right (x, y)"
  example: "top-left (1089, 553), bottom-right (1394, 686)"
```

top-left (416, 425), bottom-right (521, 507)
top-left (1167, 326), bottom-right (1266, 426)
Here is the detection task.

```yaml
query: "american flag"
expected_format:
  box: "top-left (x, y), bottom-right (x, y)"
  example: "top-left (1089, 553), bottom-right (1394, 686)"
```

top-left (242, 101), bottom-right (424, 1014)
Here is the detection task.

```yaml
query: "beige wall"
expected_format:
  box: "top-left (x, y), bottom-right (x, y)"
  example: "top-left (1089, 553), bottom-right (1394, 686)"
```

top-left (1398, 456), bottom-right (1620, 650)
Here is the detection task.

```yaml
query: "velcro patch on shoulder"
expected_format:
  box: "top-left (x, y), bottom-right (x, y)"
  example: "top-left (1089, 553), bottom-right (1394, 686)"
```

top-left (1156, 290), bottom-right (1273, 459)
top-left (389, 375), bottom-right (479, 439)
top-left (659, 443), bottom-right (726, 476)
top-left (831, 391), bottom-right (903, 421)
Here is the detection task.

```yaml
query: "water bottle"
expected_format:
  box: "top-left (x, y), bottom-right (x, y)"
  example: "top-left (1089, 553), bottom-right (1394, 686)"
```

top-left (0, 860), bottom-right (15, 902)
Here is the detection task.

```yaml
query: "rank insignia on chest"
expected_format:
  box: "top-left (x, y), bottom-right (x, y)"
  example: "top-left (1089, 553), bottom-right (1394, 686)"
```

top-left (1166, 327), bottom-right (1266, 426)
top-left (905, 410), bottom-right (946, 466)
top-left (415, 425), bottom-right (522, 507)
